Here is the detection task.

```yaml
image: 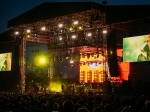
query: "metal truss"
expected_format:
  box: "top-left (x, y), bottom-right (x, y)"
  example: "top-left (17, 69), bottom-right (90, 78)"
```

top-left (110, 18), bottom-right (150, 48)
top-left (14, 7), bottom-right (150, 93)
top-left (15, 8), bottom-right (106, 93)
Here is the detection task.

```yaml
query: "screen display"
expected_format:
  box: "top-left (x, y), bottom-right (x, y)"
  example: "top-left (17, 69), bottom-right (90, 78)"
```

top-left (0, 52), bottom-right (12, 71)
top-left (123, 34), bottom-right (150, 62)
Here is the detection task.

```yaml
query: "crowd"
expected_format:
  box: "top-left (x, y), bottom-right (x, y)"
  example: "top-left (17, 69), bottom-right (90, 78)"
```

top-left (0, 92), bottom-right (150, 112)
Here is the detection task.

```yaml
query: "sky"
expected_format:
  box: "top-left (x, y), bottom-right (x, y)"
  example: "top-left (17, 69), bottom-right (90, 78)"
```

top-left (0, 0), bottom-right (150, 34)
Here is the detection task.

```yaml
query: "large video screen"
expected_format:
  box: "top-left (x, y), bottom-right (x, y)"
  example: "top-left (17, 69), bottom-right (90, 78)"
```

top-left (0, 52), bottom-right (12, 71)
top-left (123, 34), bottom-right (150, 62)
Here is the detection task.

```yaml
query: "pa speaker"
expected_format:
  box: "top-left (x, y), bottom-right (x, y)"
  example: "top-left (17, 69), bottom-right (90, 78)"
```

top-left (107, 30), bottom-right (119, 77)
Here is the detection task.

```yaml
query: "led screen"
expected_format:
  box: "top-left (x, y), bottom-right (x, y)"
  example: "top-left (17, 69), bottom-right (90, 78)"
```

top-left (123, 34), bottom-right (150, 62)
top-left (0, 52), bottom-right (12, 71)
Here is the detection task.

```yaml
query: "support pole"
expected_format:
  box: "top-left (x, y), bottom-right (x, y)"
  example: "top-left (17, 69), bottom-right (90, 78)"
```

top-left (20, 38), bottom-right (26, 94)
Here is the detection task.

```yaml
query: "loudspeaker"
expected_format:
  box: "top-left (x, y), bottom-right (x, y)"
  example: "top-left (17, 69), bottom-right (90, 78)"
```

top-left (107, 30), bottom-right (119, 77)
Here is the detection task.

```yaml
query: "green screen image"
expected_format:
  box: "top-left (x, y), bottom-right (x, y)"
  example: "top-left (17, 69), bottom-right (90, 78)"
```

top-left (0, 52), bottom-right (12, 71)
top-left (123, 34), bottom-right (150, 62)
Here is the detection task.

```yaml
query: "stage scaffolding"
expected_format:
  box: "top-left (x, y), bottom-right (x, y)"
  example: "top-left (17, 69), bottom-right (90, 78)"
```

top-left (12, 8), bottom-right (107, 93)
top-left (12, 5), bottom-right (150, 93)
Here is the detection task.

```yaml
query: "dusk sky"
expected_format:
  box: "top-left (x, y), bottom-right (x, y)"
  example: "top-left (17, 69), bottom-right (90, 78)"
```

top-left (0, 0), bottom-right (150, 34)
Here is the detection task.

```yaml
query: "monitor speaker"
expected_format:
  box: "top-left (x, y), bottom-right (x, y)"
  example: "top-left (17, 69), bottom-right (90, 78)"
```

top-left (107, 30), bottom-right (119, 77)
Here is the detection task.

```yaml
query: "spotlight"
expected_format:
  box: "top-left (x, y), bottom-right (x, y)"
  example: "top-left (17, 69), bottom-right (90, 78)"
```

top-left (69, 26), bottom-right (73, 31)
top-left (27, 34), bottom-right (30, 38)
top-left (78, 25), bottom-right (82, 30)
top-left (58, 23), bottom-right (63, 28)
top-left (15, 31), bottom-right (19, 35)
top-left (72, 35), bottom-right (76, 39)
top-left (102, 29), bottom-right (107, 34)
top-left (83, 60), bottom-right (87, 65)
top-left (87, 32), bottom-right (92, 37)
top-left (70, 60), bottom-right (74, 64)
top-left (27, 29), bottom-right (31, 33)
top-left (73, 21), bottom-right (78, 25)
top-left (41, 26), bottom-right (46, 31)
top-left (59, 36), bottom-right (62, 41)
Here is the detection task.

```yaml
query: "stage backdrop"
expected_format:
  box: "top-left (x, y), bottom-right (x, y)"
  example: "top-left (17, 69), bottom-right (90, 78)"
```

top-left (79, 49), bottom-right (130, 83)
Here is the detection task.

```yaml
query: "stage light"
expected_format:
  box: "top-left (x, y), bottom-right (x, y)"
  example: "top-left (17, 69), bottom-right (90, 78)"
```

top-left (27, 29), bottom-right (31, 33)
top-left (78, 25), bottom-right (82, 30)
top-left (69, 26), bottom-right (73, 31)
top-left (73, 21), bottom-right (78, 25)
top-left (72, 35), bottom-right (76, 39)
top-left (58, 23), bottom-right (63, 28)
top-left (41, 26), bottom-right (46, 31)
top-left (27, 35), bottom-right (30, 38)
top-left (70, 60), bottom-right (74, 63)
top-left (59, 36), bottom-right (62, 41)
top-left (87, 32), bottom-right (92, 37)
top-left (34, 33), bottom-right (37, 37)
top-left (65, 53), bottom-right (69, 59)
top-left (60, 29), bottom-right (63, 33)
top-left (15, 31), bottom-right (19, 35)
top-left (39, 57), bottom-right (45, 64)
top-left (102, 29), bottom-right (107, 34)
top-left (84, 60), bottom-right (87, 63)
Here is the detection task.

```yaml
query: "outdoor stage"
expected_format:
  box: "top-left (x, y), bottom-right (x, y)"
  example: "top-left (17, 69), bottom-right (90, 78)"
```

top-left (1, 2), bottom-right (150, 94)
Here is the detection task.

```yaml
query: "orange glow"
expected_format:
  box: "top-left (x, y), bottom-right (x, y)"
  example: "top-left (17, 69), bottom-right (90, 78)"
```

top-left (79, 49), bottom-right (130, 83)
top-left (117, 49), bottom-right (130, 80)
top-left (80, 53), bottom-right (109, 83)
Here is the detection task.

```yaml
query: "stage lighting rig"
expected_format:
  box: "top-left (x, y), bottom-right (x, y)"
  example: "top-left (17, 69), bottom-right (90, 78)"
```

top-left (11, 8), bottom-right (106, 94)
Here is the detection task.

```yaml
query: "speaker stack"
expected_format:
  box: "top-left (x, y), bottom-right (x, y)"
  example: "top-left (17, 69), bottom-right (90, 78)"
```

top-left (107, 30), bottom-right (120, 77)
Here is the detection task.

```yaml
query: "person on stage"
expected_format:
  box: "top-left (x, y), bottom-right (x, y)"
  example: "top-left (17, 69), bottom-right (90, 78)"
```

top-left (1, 53), bottom-right (11, 71)
top-left (61, 83), bottom-right (65, 93)
top-left (137, 35), bottom-right (150, 61)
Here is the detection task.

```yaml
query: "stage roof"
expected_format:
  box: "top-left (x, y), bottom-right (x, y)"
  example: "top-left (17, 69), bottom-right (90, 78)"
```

top-left (7, 2), bottom-right (150, 28)
top-left (7, 2), bottom-right (103, 28)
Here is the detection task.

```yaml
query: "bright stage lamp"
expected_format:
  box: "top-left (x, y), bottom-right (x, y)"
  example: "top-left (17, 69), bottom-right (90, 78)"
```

top-left (41, 26), bottom-right (46, 31)
top-left (72, 35), bottom-right (76, 39)
top-left (15, 31), bottom-right (19, 35)
top-left (69, 26), bottom-right (73, 31)
top-left (58, 23), bottom-right (63, 28)
top-left (39, 58), bottom-right (46, 64)
top-left (73, 21), bottom-right (78, 25)
top-left (70, 60), bottom-right (74, 63)
top-left (78, 25), bottom-right (82, 30)
top-left (87, 32), bottom-right (92, 37)
top-left (103, 29), bottom-right (107, 34)
top-left (27, 29), bottom-right (31, 33)
top-left (59, 37), bottom-right (62, 40)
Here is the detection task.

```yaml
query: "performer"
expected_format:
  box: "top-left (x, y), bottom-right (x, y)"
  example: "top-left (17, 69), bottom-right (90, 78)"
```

top-left (38, 83), bottom-right (43, 93)
top-left (61, 83), bottom-right (65, 93)
top-left (81, 82), bottom-right (85, 93)
top-left (1, 53), bottom-right (11, 71)
top-left (137, 35), bottom-right (150, 61)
